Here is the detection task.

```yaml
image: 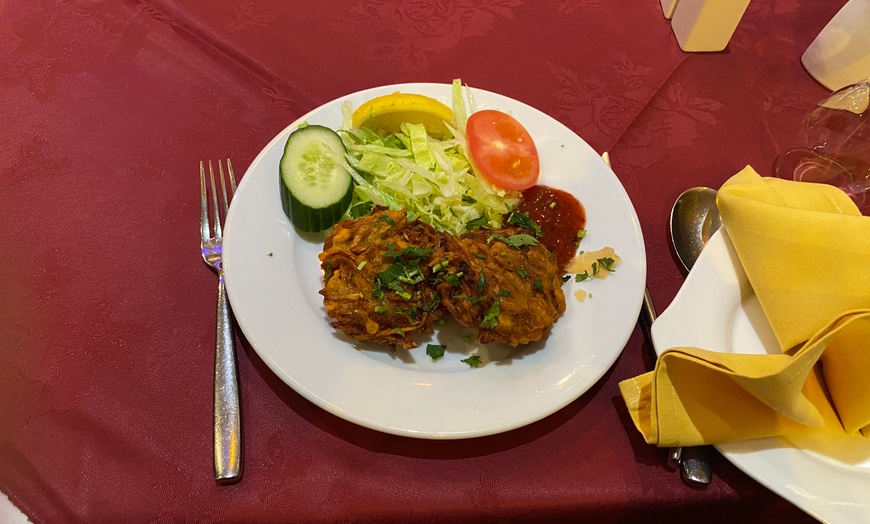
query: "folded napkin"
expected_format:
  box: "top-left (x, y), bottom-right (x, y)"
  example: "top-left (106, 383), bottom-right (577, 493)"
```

top-left (620, 166), bottom-right (870, 447)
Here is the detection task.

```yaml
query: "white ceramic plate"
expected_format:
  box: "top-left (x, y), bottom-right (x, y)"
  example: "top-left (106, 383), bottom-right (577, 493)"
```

top-left (652, 229), bottom-right (870, 523)
top-left (223, 83), bottom-right (646, 439)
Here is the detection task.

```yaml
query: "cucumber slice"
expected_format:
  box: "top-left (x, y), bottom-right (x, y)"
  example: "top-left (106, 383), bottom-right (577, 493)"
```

top-left (279, 125), bottom-right (354, 232)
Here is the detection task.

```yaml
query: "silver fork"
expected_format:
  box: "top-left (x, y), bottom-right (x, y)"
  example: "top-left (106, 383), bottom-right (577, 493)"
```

top-left (199, 159), bottom-right (242, 484)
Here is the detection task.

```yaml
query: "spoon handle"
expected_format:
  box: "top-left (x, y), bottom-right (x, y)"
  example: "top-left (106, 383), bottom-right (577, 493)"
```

top-left (641, 282), bottom-right (713, 485)
top-left (641, 287), bottom-right (656, 326)
top-left (602, 151), bottom-right (713, 486)
top-left (681, 444), bottom-right (713, 485)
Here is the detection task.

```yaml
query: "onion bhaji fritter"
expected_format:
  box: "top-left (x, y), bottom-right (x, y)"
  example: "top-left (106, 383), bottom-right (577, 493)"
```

top-left (319, 209), bottom-right (462, 349)
top-left (441, 227), bottom-right (566, 346)
top-left (319, 209), bottom-right (566, 350)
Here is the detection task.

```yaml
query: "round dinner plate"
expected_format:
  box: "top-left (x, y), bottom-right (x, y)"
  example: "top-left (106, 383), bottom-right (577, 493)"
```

top-left (223, 83), bottom-right (646, 439)
top-left (652, 229), bottom-right (870, 523)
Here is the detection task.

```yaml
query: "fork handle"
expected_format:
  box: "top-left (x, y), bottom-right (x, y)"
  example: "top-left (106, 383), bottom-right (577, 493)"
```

top-left (214, 274), bottom-right (242, 483)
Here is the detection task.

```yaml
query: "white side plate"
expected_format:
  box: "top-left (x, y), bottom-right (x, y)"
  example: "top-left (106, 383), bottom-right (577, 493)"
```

top-left (652, 229), bottom-right (870, 523)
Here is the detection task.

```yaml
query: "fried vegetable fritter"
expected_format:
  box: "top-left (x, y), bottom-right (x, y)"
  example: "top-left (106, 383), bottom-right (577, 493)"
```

top-left (440, 227), bottom-right (566, 346)
top-left (319, 209), bottom-right (566, 350)
top-left (319, 209), bottom-right (462, 349)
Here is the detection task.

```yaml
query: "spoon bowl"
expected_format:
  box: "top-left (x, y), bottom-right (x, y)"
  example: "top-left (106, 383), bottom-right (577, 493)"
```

top-left (670, 187), bottom-right (722, 272)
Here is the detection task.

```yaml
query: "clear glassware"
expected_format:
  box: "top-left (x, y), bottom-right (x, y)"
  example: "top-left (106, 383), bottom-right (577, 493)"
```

top-left (775, 80), bottom-right (870, 214)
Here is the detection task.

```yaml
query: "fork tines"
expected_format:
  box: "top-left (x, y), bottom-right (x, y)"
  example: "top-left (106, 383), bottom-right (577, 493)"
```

top-left (200, 159), bottom-right (238, 239)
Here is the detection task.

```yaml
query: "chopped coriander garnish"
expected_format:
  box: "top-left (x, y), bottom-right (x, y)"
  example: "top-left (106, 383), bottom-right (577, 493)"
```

top-left (461, 355), bottom-right (482, 368)
top-left (472, 252), bottom-right (487, 259)
top-left (267, 252), bottom-right (273, 257)
top-left (349, 201), bottom-right (375, 219)
top-left (498, 289), bottom-right (511, 297)
top-left (397, 269), bottom-right (423, 284)
top-left (533, 279), bottom-right (544, 291)
top-left (376, 214), bottom-right (397, 227)
top-left (445, 272), bottom-right (463, 286)
top-left (517, 267), bottom-right (528, 278)
top-left (376, 263), bottom-right (404, 287)
top-left (477, 268), bottom-right (486, 292)
top-left (573, 256), bottom-right (617, 282)
top-left (576, 229), bottom-right (587, 239)
top-left (465, 216), bottom-right (489, 231)
top-left (598, 257), bottom-right (617, 273)
top-left (421, 292), bottom-right (441, 312)
top-left (374, 305), bottom-right (389, 313)
top-left (426, 344), bottom-right (446, 360)
top-left (507, 211), bottom-right (542, 237)
top-left (480, 298), bottom-right (500, 329)
top-left (372, 245), bottom-right (435, 302)
top-left (432, 260), bottom-right (449, 273)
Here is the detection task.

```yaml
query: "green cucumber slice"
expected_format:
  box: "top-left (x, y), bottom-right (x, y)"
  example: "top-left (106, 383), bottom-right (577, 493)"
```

top-left (279, 125), bottom-right (354, 232)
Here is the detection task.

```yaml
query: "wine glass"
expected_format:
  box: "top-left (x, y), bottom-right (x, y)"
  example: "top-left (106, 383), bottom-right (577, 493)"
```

top-left (775, 80), bottom-right (870, 214)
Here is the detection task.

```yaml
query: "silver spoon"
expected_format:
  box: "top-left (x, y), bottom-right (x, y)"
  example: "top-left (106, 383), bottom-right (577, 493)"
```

top-left (666, 186), bottom-right (722, 486)
top-left (670, 187), bottom-right (721, 271)
top-left (601, 154), bottom-right (718, 485)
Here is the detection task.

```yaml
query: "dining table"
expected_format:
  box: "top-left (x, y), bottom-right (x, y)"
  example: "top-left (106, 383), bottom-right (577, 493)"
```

top-left (0, 0), bottom-right (854, 522)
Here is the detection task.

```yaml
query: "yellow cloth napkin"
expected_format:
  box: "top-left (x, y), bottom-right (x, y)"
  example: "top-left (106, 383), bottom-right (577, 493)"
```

top-left (619, 166), bottom-right (870, 447)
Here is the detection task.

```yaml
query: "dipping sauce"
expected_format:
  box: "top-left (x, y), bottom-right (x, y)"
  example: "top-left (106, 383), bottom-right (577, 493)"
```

top-left (517, 185), bottom-right (586, 271)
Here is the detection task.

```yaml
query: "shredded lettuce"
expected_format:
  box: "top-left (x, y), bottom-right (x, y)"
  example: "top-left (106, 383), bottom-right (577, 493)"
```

top-left (451, 79), bottom-right (470, 131)
top-left (337, 81), bottom-right (519, 236)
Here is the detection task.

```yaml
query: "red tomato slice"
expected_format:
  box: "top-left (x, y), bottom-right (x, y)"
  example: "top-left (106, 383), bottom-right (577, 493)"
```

top-left (466, 109), bottom-right (540, 190)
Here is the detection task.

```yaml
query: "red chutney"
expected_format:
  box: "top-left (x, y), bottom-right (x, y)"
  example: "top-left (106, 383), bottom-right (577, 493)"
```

top-left (517, 185), bottom-right (586, 271)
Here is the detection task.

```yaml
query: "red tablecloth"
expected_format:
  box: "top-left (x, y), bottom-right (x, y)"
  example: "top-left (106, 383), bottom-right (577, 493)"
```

top-left (1, 1), bottom-right (846, 522)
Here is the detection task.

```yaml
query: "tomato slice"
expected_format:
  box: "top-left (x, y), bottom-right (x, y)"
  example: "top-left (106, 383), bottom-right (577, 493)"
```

top-left (466, 109), bottom-right (540, 190)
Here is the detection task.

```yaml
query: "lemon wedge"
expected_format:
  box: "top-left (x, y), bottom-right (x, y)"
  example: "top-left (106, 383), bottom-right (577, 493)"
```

top-left (352, 93), bottom-right (454, 137)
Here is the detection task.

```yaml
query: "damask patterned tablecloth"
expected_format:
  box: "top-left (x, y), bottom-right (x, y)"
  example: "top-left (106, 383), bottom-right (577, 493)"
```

top-left (0, 0), bottom-right (846, 522)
